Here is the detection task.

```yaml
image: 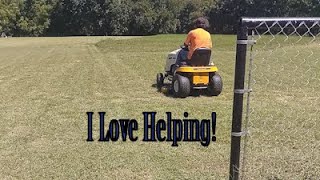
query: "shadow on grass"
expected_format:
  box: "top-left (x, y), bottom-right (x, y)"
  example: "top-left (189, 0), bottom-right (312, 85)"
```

top-left (151, 83), bottom-right (212, 98)
top-left (151, 83), bottom-right (174, 98)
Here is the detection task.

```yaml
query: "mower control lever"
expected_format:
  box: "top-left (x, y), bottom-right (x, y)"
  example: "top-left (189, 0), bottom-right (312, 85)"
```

top-left (180, 45), bottom-right (189, 51)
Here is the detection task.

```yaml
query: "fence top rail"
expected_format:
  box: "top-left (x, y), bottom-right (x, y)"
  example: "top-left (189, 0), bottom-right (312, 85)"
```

top-left (242, 17), bottom-right (320, 23)
top-left (241, 17), bottom-right (320, 30)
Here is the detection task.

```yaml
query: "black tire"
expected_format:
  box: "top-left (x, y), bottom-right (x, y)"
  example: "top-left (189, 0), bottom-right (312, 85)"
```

top-left (170, 64), bottom-right (178, 75)
top-left (172, 74), bottom-right (190, 98)
top-left (156, 73), bottom-right (164, 91)
top-left (208, 73), bottom-right (223, 96)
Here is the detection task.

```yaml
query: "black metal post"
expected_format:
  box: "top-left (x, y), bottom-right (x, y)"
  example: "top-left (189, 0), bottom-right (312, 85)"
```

top-left (229, 19), bottom-right (248, 180)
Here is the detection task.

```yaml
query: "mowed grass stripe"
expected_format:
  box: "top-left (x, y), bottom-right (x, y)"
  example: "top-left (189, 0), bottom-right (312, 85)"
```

top-left (0, 38), bottom-right (102, 179)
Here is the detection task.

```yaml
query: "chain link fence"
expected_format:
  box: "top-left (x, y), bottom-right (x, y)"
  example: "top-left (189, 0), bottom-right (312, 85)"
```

top-left (230, 18), bottom-right (320, 180)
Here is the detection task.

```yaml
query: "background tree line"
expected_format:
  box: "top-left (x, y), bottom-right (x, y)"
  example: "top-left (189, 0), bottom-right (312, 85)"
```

top-left (0, 0), bottom-right (319, 36)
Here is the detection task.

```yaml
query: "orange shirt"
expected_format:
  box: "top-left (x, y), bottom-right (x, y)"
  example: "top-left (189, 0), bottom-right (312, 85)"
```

top-left (184, 28), bottom-right (212, 59)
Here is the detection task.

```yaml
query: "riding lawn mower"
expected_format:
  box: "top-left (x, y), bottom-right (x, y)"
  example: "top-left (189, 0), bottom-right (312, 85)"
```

top-left (156, 46), bottom-right (223, 98)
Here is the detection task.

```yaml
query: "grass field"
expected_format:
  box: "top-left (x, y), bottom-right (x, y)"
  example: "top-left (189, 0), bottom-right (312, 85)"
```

top-left (0, 35), bottom-right (319, 179)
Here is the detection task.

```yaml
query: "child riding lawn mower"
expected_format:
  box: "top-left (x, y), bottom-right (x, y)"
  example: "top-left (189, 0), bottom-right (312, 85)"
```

top-left (156, 46), bottom-right (223, 98)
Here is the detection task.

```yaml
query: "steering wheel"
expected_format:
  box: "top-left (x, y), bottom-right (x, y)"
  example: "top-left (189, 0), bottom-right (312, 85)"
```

top-left (180, 45), bottom-right (189, 51)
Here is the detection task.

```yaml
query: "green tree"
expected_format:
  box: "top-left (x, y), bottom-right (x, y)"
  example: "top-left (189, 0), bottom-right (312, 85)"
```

top-left (249, 0), bottom-right (289, 17)
top-left (178, 1), bottom-right (201, 33)
top-left (104, 0), bottom-right (132, 35)
top-left (288, 0), bottom-right (320, 16)
top-left (76, 0), bottom-right (103, 35)
top-left (177, 0), bottom-right (215, 33)
top-left (48, 0), bottom-right (80, 35)
top-left (17, 0), bottom-right (51, 36)
top-left (0, 0), bottom-right (22, 36)
top-left (48, 0), bottom-right (103, 36)
top-left (310, 0), bottom-right (320, 16)
top-left (150, 0), bottom-right (179, 34)
top-left (129, 0), bottom-right (156, 35)
top-left (207, 0), bottom-right (290, 33)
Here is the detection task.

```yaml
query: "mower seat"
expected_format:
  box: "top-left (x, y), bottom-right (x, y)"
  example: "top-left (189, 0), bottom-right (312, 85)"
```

top-left (188, 48), bottom-right (211, 66)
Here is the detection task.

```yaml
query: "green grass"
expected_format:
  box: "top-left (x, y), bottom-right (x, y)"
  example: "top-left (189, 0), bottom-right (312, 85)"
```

top-left (0, 34), bottom-right (319, 179)
top-left (240, 35), bottom-right (320, 179)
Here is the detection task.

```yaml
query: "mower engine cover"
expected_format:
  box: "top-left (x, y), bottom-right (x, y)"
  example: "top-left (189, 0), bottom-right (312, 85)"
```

top-left (164, 49), bottom-right (181, 72)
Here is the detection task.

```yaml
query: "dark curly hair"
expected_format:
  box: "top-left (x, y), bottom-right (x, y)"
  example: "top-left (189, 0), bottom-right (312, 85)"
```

top-left (195, 17), bottom-right (210, 30)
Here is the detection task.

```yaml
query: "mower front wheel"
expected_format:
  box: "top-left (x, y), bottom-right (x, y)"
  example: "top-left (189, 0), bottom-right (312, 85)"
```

top-left (156, 73), bottom-right (164, 91)
top-left (172, 74), bottom-right (190, 98)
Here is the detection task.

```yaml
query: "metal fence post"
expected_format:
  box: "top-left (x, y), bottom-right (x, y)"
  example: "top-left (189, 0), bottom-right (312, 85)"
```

top-left (229, 19), bottom-right (248, 180)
